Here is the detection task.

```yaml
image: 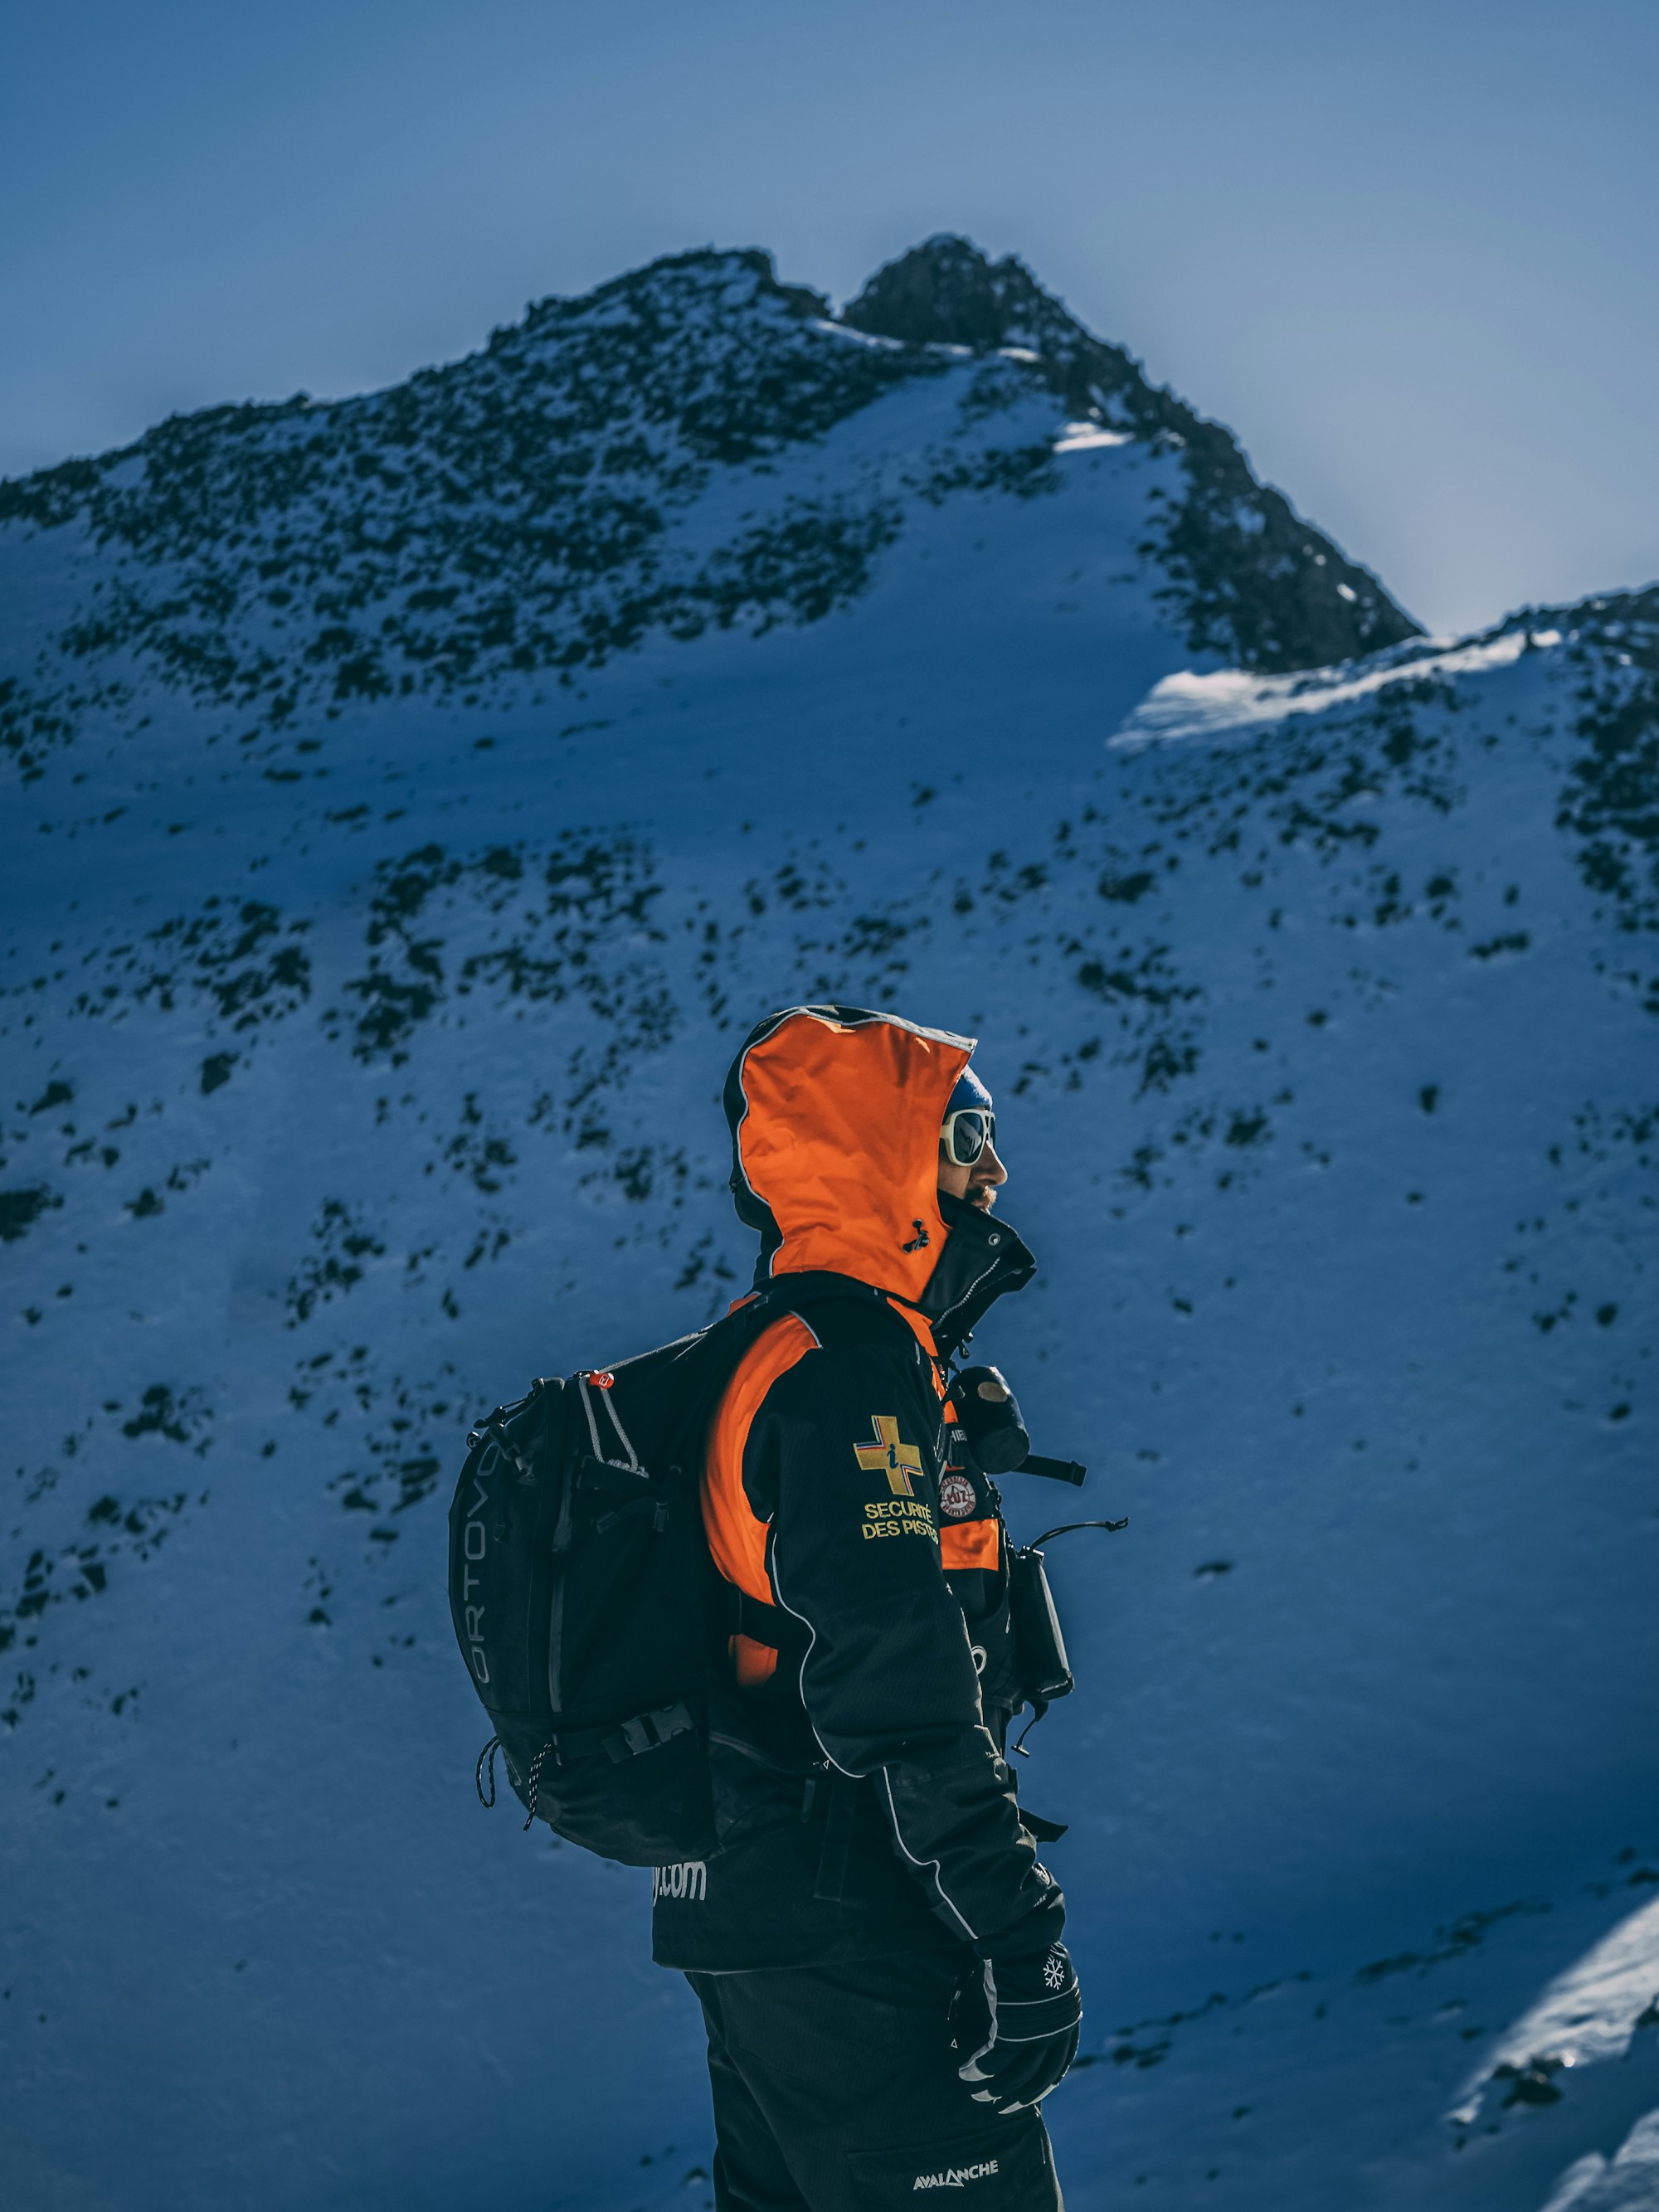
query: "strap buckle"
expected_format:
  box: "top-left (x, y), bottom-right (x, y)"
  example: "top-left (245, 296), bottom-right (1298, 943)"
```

top-left (602, 1699), bottom-right (695, 1762)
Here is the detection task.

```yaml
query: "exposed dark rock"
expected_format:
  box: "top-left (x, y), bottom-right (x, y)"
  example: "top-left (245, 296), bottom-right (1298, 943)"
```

top-left (845, 235), bottom-right (1422, 672)
top-left (1545, 583), bottom-right (1659, 959)
top-left (0, 1185), bottom-right (61, 1243)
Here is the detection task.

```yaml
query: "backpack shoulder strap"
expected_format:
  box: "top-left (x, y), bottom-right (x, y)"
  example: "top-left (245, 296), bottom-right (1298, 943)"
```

top-left (764, 1271), bottom-right (924, 1364)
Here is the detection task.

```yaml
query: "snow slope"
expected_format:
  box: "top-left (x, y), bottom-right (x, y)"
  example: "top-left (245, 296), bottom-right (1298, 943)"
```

top-left (1, 239), bottom-right (1655, 2212)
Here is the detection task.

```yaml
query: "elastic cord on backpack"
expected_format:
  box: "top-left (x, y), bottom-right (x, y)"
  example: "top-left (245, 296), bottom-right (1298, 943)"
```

top-left (522, 1741), bottom-right (556, 1830)
top-left (577, 1374), bottom-right (643, 1471)
top-left (476, 1735), bottom-right (501, 1808)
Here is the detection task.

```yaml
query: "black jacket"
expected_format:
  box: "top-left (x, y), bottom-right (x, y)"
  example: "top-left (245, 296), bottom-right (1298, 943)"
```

top-left (653, 1007), bottom-right (1062, 1972)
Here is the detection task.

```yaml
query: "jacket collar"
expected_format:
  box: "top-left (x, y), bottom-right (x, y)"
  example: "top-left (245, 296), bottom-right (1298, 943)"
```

top-left (915, 1194), bottom-right (1036, 1358)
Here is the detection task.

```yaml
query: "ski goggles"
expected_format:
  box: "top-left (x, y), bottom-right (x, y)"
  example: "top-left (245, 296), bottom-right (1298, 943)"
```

top-left (941, 1107), bottom-right (997, 1166)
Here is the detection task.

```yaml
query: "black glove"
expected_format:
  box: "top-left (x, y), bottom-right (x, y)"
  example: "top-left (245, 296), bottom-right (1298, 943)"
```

top-left (950, 1941), bottom-right (1082, 2114)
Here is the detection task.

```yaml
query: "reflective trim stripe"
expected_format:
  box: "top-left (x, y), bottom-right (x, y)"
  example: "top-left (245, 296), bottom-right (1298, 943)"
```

top-left (766, 1523), bottom-right (864, 1794)
top-left (878, 1767), bottom-right (978, 1942)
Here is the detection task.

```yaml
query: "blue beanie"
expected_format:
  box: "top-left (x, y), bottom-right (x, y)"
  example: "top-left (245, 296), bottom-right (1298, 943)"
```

top-left (947, 1064), bottom-right (993, 1116)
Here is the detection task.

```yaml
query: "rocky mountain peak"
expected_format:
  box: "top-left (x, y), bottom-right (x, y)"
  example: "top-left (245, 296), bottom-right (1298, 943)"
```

top-left (842, 235), bottom-right (1420, 670)
top-left (842, 233), bottom-right (1071, 356)
top-left (0, 233), bottom-right (1423, 795)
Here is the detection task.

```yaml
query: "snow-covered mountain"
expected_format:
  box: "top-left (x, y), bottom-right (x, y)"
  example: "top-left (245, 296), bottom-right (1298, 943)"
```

top-left (2, 236), bottom-right (1655, 2212)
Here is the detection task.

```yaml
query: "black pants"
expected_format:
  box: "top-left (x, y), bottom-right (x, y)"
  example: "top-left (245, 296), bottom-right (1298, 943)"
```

top-left (686, 1949), bottom-right (1063, 2212)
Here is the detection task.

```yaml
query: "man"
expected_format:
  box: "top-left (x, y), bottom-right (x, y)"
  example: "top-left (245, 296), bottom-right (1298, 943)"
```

top-left (653, 1004), bottom-right (1081, 2212)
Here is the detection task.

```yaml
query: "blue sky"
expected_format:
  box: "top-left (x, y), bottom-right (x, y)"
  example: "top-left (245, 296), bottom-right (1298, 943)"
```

top-left (3, 0), bottom-right (1655, 635)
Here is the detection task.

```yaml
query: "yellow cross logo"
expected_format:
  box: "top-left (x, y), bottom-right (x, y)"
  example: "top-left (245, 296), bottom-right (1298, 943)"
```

top-left (854, 1415), bottom-right (924, 1498)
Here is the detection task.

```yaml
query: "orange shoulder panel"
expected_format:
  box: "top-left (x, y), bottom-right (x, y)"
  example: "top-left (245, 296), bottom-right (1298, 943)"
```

top-left (729, 1632), bottom-right (778, 1688)
top-left (883, 1295), bottom-right (942, 1372)
top-left (702, 1310), bottom-right (821, 1607)
top-left (940, 1519), bottom-right (1000, 1572)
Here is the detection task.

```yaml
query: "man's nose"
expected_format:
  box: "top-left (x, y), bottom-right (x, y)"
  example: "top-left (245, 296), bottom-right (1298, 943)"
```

top-left (975, 1140), bottom-right (1008, 1187)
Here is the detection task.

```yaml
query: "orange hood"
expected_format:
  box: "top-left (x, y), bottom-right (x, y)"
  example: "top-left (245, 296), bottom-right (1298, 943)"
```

top-left (723, 1005), bottom-right (973, 1304)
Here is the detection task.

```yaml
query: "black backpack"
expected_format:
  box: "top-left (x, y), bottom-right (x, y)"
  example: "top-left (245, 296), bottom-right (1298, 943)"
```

top-left (447, 1277), bottom-right (1119, 1866)
top-left (447, 1282), bottom-right (862, 1865)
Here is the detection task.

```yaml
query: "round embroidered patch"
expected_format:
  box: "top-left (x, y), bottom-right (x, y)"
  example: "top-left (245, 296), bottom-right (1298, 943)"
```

top-left (938, 1472), bottom-right (977, 1519)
